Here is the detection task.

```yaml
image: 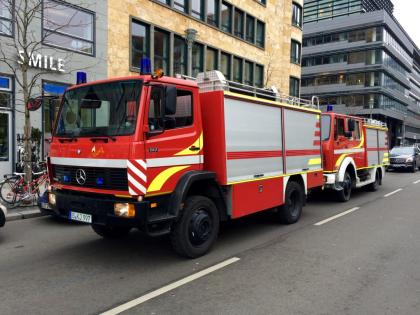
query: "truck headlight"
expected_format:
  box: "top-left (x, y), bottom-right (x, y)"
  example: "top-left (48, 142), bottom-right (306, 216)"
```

top-left (406, 157), bottom-right (413, 162)
top-left (48, 193), bottom-right (56, 205)
top-left (114, 203), bottom-right (136, 218)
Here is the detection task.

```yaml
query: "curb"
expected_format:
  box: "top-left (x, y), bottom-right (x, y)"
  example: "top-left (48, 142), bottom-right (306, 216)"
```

top-left (6, 208), bottom-right (46, 221)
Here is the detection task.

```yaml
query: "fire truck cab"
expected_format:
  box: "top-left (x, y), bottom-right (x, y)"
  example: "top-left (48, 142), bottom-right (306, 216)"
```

top-left (321, 112), bottom-right (389, 201)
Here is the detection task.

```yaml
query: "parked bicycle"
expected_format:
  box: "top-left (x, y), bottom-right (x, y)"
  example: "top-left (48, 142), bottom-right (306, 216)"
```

top-left (0, 163), bottom-right (49, 208)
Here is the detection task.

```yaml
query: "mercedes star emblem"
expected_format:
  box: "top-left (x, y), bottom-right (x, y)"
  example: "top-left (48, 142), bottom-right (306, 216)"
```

top-left (75, 169), bottom-right (87, 185)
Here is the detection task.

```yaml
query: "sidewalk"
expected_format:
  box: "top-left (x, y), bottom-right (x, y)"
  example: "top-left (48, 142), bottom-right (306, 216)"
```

top-left (2, 202), bottom-right (45, 221)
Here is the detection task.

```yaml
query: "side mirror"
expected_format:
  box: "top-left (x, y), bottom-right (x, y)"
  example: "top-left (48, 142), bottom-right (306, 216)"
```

top-left (164, 85), bottom-right (177, 115)
top-left (348, 119), bottom-right (355, 132)
top-left (27, 97), bottom-right (43, 111)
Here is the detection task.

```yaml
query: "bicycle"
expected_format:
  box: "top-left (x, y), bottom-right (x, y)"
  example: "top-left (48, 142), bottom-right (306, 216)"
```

top-left (0, 167), bottom-right (50, 208)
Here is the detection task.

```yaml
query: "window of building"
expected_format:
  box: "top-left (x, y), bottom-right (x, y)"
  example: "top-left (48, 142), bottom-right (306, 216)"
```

top-left (174, 0), bottom-right (188, 13)
top-left (192, 43), bottom-right (204, 77)
top-left (255, 64), bottom-right (264, 87)
top-left (0, 76), bottom-right (12, 108)
top-left (131, 20), bottom-right (150, 69)
top-left (207, 0), bottom-right (219, 27)
top-left (191, 0), bottom-right (204, 20)
top-left (221, 52), bottom-right (231, 79)
top-left (290, 40), bottom-right (301, 64)
top-left (154, 29), bottom-right (170, 75)
top-left (0, 0), bottom-right (13, 36)
top-left (289, 77), bottom-right (300, 97)
top-left (206, 47), bottom-right (218, 71)
top-left (157, 0), bottom-right (170, 4)
top-left (244, 61), bottom-right (253, 86)
top-left (246, 15), bottom-right (255, 43)
top-left (43, 0), bottom-right (94, 55)
top-left (174, 35), bottom-right (187, 75)
top-left (292, 2), bottom-right (302, 28)
top-left (256, 21), bottom-right (265, 48)
top-left (233, 57), bottom-right (243, 83)
top-left (221, 2), bottom-right (232, 33)
top-left (348, 51), bottom-right (365, 64)
top-left (234, 9), bottom-right (244, 38)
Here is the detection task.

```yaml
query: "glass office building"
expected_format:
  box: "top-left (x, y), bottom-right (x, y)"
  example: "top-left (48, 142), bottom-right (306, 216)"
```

top-left (301, 1), bottom-right (420, 146)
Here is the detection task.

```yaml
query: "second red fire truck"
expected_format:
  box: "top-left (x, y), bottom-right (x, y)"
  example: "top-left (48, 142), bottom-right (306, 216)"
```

top-left (47, 70), bottom-right (388, 257)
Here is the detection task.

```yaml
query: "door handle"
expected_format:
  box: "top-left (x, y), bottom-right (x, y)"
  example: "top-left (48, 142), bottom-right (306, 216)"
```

top-left (189, 146), bottom-right (200, 151)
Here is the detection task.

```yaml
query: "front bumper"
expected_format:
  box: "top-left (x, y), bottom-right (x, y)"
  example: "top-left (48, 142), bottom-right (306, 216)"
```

top-left (50, 189), bottom-right (174, 235)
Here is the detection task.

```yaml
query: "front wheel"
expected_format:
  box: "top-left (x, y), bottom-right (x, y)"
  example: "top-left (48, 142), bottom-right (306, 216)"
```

top-left (337, 171), bottom-right (352, 202)
top-left (0, 178), bottom-right (22, 206)
top-left (170, 196), bottom-right (220, 258)
top-left (277, 181), bottom-right (304, 224)
top-left (91, 224), bottom-right (132, 238)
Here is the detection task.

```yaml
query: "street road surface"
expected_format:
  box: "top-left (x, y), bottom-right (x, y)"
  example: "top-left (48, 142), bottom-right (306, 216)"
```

top-left (0, 172), bottom-right (419, 315)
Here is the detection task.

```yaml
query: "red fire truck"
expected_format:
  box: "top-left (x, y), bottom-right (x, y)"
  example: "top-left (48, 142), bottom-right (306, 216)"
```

top-left (47, 71), bottom-right (388, 257)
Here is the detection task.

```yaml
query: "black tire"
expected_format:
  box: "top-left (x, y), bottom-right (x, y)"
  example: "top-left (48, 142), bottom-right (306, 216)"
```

top-left (337, 171), bottom-right (352, 202)
top-left (277, 181), bottom-right (304, 224)
top-left (0, 208), bottom-right (5, 227)
top-left (367, 170), bottom-right (380, 192)
top-left (170, 196), bottom-right (220, 258)
top-left (91, 224), bottom-right (131, 238)
top-left (0, 178), bottom-right (21, 205)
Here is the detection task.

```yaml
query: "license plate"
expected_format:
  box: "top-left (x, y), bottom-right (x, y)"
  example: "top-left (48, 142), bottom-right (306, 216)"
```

top-left (392, 164), bottom-right (405, 167)
top-left (69, 211), bottom-right (92, 223)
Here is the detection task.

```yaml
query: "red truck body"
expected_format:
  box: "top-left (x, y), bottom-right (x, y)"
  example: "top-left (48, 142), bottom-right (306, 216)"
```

top-left (47, 71), bottom-right (388, 257)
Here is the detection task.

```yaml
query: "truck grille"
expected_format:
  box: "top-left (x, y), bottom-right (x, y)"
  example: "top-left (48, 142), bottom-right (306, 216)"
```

top-left (390, 158), bottom-right (406, 164)
top-left (53, 165), bottom-right (128, 191)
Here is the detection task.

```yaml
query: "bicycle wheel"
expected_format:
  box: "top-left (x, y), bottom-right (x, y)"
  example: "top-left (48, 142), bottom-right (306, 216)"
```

top-left (0, 177), bottom-right (23, 205)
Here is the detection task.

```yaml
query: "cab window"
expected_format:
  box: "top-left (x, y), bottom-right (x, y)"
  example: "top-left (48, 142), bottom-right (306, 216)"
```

top-left (353, 121), bottom-right (361, 140)
top-left (148, 87), bottom-right (193, 131)
top-left (334, 118), bottom-right (345, 140)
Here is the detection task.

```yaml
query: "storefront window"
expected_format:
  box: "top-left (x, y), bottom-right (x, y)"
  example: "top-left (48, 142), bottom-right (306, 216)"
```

top-left (0, 113), bottom-right (8, 161)
top-left (131, 20), bottom-right (150, 69)
top-left (206, 47), bottom-right (218, 71)
top-left (154, 29), bottom-right (170, 74)
top-left (192, 43), bottom-right (204, 77)
top-left (43, 0), bottom-right (94, 55)
top-left (173, 35), bottom-right (187, 75)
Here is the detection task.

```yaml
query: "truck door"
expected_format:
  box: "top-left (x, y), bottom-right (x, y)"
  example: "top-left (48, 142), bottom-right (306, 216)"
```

top-left (143, 84), bottom-right (202, 195)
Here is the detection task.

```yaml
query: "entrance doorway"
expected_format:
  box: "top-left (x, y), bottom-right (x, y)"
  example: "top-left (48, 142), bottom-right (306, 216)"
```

top-left (0, 111), bottom-right (12, 176)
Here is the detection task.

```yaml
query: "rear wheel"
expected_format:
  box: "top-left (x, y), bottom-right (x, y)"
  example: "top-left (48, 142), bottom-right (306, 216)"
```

top-left (277, 181), bottom-right (304, 224)
top-left (367, 169), bottom-right (381, 192)
top-left (91, 224), bottom-right (132, 238)
top-left (337, 171), bottom-right (352, 202)
top-left (170, 196), bottom-right (219, 258)
top-left (0, 178), bottom-right (22, 206)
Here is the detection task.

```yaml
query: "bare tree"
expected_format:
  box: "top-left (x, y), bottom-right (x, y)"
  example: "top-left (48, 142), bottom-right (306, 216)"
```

top-left (0, 0), bottom-right (94, 182)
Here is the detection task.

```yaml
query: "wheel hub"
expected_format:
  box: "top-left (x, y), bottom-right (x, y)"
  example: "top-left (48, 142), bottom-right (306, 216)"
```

top-left (189, 209), bottom-right (212, 246)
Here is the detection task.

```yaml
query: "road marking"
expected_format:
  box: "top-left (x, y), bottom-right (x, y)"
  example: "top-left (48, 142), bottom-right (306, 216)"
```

top-left (384, 188), bottom-right (403, 197)
top-left (414, 179), bottom-right (420, 184)
top-left (100, 257), bottom-right (241, 315)
top-left (314, 207), bottom-right (360, 226)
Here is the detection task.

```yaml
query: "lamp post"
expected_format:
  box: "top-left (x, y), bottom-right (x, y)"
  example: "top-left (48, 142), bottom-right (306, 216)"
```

top-left (185, 28), bottom-right (197, 77)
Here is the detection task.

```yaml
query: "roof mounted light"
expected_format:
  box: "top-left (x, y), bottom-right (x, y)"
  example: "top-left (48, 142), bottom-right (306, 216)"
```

top-left (140, 57), bottom-right (151, 75)
top-left (76, 71), bottom-right (87, 84)
top-left (327, 104), bottom-right (334, 112)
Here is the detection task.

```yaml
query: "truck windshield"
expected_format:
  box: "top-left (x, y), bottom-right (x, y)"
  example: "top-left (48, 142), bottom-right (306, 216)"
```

top-left (55, 80), bottom-right (142, 137)
top-left (321, 115), bottom-right (331, 141)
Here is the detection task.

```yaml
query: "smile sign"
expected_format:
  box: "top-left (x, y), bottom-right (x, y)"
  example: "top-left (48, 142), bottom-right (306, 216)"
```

top-left (18, 50), bottom-right (65, 73)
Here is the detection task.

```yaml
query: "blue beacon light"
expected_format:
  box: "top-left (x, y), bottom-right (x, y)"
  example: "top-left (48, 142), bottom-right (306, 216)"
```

top-left (76, 71), bottom-right (87, 84)
top-left (96, 177), bottom-right (105, 185)
top-left (326, 104), bottom-right (334, 112)
top-left (140, 57), bottom-right (152, 74)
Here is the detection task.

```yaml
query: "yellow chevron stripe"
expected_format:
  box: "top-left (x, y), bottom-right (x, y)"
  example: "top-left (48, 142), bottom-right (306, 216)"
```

top-left (174, 132), bottom-right (203, 156)
top-left (335, 154), bottom-right (348, 168)
top-left (354, 132), bottom-right (365, 149)
top-left (147, 166), bottom-right (190, 192)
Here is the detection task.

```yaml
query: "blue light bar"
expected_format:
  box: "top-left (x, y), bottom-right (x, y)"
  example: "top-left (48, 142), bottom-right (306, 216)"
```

top-left (327, 104), bottom-right (334, 112)
top-left (76, 71), bottom-right (87, 84)
top-left (140, 57), bottom-right (151, 74)
top-left (96, 177), bottom-right (104, 185)
top-left (63, 175), bottom-right (70, 183)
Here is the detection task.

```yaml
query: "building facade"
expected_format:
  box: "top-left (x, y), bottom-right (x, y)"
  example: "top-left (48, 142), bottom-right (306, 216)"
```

top-left (107, 0), bottom-right (303, 96)
top-left (301, 1), bottom-right (420, 147)
top-left (0, 0), bottom-right (302, 178)
top-left (0, 0), bottom-right (107, 176)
